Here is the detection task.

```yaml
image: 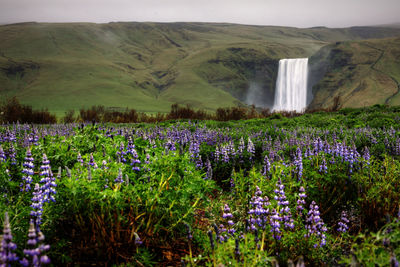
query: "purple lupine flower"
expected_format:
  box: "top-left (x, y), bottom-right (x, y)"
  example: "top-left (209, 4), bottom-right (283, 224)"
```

top-left (306, 146), bottom-right (313, 160)
top-left (88, 153), bottom-right (97, 169)
top-left (227, 141), bottom-right (236, 158)
top-left (134, 232), bottom-right (143, 246)
top-left (145, 153), bottom-right (150, 165)
top-left (294, 147), bottom-right (303, 180)
top-left (337, 211), bottom-right (350, 233)
top-left (221, 204), bottom-right (236, 239)
top-left (274, 180), bottom-right (288, 206)
top-left (196, 155), bottom-right (203, 168)
top-left (87, 165), bottom-right (92, 181)
top-left (218, 224), bottom-right (228, 242)
top-left (130, 148), bottom-right (141, 171)
top-left (20, 220), bottom-right (50, 267)
top-left (30, 183), bottom-right (44, 227)
top-left (319, 156), bottom-right (328, 174)
top-left (296, 186), bottom-right (307, 213)
top-left (237, 137), bottom-right (245, 156)
top-left (114, 168), bottom-right (124, 184)
top-left (248, 186), bottom-right (270, 231)
top-left (274, 180), bottom-right (293, 230)
top-left (0, 145), bottom-right (6, 162)
top-left (101, 160), bottom-right (108, 170)
top-left (344, 146), bottom-right (355, 174)
top-left (230, 175), bottom-right (235, 189)
top-left (165, 139), bottom-right (176, 151)
top-left (8, 143), bottom-right (17, 165)
top-left (117, 142), bottom-right (127, 163)
top-left (269, 209), bottom-right (282, 240)
top-left (323, 141), bottom-right (331, 154)
top-left (126, 136), bottom-right (136, 154)
top-left (363, 147), bottom-right (370, 165)
top-left (305, 201), bottom-right (327, 247)
top-left (77, 152), bottom-right (84, 166)
top-left (189, 139), bottom-right (200, 160)
top-left (247, 138), bottom-right (255, 160)
top-left (0, 212), bottom-right (18, 265)
top-left (184, 223), bottom-right (192, 241)
top-left (330, 155), bottom-right (335, 164)
top-left (28, 132), bottom-right (40, 146)
top-left (221, 146), bottom-right (230, 163)
top-left (214, 146), bottom-right (220, 162)
top-left (39, 155), bottom-right (56, 203)
top-left (21, 148), bottom-right (35, 192)
top-left (205, 158), bottom-right (212, 180)
top-left (391, 254), bottom-right (399, 267)
top-left (262, 155), bottom-right (271, 177)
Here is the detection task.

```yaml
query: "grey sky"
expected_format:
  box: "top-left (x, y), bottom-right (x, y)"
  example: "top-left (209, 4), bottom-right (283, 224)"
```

top-left (1, 0), bottom-right (399, 28)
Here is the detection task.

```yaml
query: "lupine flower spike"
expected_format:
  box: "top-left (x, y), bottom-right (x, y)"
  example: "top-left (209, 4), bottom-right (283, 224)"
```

top-left (31, 183), bottom-right (44, 228)
top-left (21, 148), bottom-right (35, 192)
top-left (184, 223), bottom-right (192, 241)
top-left (337, 211), bottom-right (350, 233)
top-left (296, 186), bottom-right (307, 213)
top-left (294, 147), bottom-right (303, 180)
top-left (134, 232), bottom-right (143, 246)
top-left (0, 212), bottom-right (18, 265)
top-left (115, 168), bottom-right (124, 184)
top-left (305, 201), bottom-right (327, 247)
top-left (39, 154), bottom-right (56, 203)
top-left (0, 145), bottom-right (6, 162)
top-left (20, 220), bottom-right (50, 267)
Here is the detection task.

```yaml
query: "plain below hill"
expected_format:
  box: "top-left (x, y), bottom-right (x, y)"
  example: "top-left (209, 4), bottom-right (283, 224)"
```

top-left (1, 21), bottom-right (400, 116)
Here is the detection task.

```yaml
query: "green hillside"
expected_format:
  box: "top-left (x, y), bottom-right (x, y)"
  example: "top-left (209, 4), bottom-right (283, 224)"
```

top-left (1, 22), bottom-right (400, 115)
top-left (309, 37), bottom-right (400, 110)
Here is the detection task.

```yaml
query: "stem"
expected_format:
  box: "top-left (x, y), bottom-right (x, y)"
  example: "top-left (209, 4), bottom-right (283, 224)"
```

top-left (261, 230), bottom-right (265, 251)
top-left (189, 241), bottom-right (194, 266)
top-left (212, 249), bottom-right (216, 267)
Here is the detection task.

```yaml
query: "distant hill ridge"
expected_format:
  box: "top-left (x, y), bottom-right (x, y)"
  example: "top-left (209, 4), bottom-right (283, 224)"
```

top-left (1, 21), bottom-right (400, 115)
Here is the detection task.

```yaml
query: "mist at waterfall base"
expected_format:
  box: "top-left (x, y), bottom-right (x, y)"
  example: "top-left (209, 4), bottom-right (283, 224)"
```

top-left (245, 82), bottom-right (275, 108)
top-left (273, 58), bottom-right (309, 112)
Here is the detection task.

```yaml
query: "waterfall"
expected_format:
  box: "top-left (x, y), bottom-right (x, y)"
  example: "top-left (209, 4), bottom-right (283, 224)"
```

top-left (273, 58), bottom-right (308, 112)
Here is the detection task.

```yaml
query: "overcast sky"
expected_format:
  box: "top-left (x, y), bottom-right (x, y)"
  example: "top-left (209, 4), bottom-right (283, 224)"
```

top-left (1, 0), bottom-right (399, 28)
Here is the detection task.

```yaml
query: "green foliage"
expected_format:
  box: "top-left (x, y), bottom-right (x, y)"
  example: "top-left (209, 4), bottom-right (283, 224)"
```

top-left (2, 109), bottom-right (400, 265)
top-left (340, 218), bottom-right (400, 266)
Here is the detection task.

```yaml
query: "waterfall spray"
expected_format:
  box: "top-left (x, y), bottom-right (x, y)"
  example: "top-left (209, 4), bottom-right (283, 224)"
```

top-left (273, 58), bottom-right (308, 112)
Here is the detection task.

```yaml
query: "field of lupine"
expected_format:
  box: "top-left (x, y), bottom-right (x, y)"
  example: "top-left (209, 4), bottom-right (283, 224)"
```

top-left (1, 107), bottom-right (400, 266)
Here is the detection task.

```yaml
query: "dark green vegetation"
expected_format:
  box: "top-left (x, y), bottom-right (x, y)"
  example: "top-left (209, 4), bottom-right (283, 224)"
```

top-left (1, 22), bottom-right (400, 116)
top-left (1, 106), bottom-right (400, 266)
